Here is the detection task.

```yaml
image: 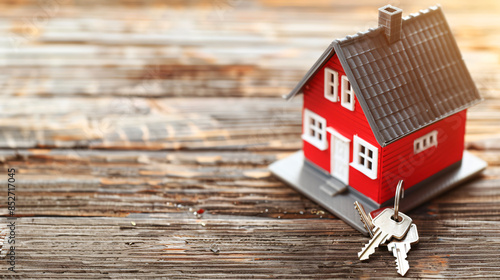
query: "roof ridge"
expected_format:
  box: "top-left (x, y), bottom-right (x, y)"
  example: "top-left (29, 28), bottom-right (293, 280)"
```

top-left (334, 27), bottom-right (381, 45)
top-left (335, 5), bottom-right (442, 46)
top-left (403, 5), bottom-right (441, 21)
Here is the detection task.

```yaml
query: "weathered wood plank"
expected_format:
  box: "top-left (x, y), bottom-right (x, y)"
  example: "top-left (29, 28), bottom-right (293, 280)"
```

top-left (0, 0), bottom-right (498, 99)
top-left (0, 97), bottom-right (498, 150)
top-left (0, 215), bottom-right (498, 279)
top-left (0, 150), bottom-right (496, 218)
top-left (0, 97), bottom-right (303, 150)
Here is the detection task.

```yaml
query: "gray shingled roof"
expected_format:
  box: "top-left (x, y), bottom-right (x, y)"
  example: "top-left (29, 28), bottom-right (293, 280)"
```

top-left (286, 6), bottom-right (482, 147)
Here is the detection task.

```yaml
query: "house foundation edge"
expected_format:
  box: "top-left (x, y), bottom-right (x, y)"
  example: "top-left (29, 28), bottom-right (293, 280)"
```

top-left (269, 150), bottom-right (487, 235)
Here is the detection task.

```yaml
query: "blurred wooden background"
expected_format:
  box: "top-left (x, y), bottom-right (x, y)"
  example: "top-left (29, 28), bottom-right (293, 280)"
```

top-left (0, 0), bottom-right (499, 278)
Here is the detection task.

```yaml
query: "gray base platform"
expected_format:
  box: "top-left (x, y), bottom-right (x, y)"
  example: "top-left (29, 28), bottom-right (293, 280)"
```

top-left (269, 150), bottom-right (487, 235)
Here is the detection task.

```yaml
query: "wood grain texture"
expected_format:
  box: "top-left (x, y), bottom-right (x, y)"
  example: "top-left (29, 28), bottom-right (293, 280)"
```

top-left (0, 0), bottom-right (499, 278)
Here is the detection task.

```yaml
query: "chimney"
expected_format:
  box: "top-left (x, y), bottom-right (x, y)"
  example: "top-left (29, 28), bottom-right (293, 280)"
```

top-left (378, 5), bottom-right (403, 44)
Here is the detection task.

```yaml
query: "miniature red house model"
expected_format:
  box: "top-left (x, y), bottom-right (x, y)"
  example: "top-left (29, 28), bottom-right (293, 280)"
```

top-left (270, 5), bottom-right (487, 234)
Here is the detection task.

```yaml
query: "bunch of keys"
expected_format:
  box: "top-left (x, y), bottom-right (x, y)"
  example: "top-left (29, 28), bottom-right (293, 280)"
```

top-left (354, 180), bottom-right (419, 276)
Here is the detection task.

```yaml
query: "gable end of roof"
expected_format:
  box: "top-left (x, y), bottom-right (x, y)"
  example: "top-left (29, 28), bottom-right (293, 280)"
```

top-left (284, 43), bottom-right (336, 100)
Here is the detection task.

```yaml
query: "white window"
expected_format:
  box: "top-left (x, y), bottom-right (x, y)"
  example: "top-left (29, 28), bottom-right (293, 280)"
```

top-left (324, 68), bottom-right (339, 102)
top-left (350, 135), bottom-right (378, 179)
top-left (414, 130), bottom-right (438, 154)
top-left (341, 75), bottom-right (355, 111)
top-left (302, 109), bottom-right (327, 150)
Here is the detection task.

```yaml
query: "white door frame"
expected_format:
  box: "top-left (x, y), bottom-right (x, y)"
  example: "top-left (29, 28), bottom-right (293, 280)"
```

top-left (327, 128), bottom-right (350, 185)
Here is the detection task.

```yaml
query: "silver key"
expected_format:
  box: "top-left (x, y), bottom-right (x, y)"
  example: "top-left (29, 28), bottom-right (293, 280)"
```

top-left (354, 201), bottom-right (374, 237)
top-left (358, 208), bottom-right (412, 261)
top-left (388, 224), bottom-right (419, 276)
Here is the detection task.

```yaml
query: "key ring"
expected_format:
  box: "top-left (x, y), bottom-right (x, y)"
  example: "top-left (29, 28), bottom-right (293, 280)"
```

top-left (393, 180), bottom-right (404, 221)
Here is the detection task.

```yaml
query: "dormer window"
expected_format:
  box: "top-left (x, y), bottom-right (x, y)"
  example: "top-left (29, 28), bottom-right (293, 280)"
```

top-left (324, 68), bottom-right (339, 102)
top-left (414, 130), bottom-right (438, 154)
top-left (341, 75), bottom-right (355, 111)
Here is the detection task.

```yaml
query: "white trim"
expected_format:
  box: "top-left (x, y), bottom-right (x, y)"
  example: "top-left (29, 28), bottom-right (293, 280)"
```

top-left (350, 135), bottom-right (378, 180)
top-left (326, 127), bottom-right (350, 143)
top-left (324, 68), bottom-right (339, 102)
top-left (328, 128), bottom-right (351, 185)
top-left (414, 130), bottom-right (438, 154)
top-left (340, 75), bottom-right (355, 111)
top-left (302, 109), bottom-right (327, 151)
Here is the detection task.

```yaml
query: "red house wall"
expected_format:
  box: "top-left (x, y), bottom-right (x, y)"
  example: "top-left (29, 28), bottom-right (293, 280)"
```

top-left (302, 53), bottom-right (468, 204)
top-left (302, 54), bottom-right (381, 202)
top-left (378, 110), bottom-right (467, 203)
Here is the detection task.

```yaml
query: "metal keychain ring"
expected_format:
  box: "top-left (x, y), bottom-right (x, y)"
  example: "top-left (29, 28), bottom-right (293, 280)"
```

top-left (393, 180), bottom-right (404, 221)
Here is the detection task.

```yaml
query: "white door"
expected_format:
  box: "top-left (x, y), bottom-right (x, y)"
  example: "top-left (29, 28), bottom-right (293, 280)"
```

top-left (331, 133), bottom-right (350, 185)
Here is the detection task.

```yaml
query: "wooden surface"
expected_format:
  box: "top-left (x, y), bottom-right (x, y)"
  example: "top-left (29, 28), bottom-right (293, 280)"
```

top-left (0, 0), bottom-right (499, 278)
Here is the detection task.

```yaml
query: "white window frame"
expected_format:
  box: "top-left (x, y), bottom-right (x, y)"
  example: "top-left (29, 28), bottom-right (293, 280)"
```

top-left (302, 109), bottom-right (327, 151)
top-left (324, 68), bottom-right (339, 102)
top-left (414, 130), bottom-right (438, 154)
top-left (341, 75), bottom-right (355, 111)
top-left (350, 135), bottom-right (378, 179)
